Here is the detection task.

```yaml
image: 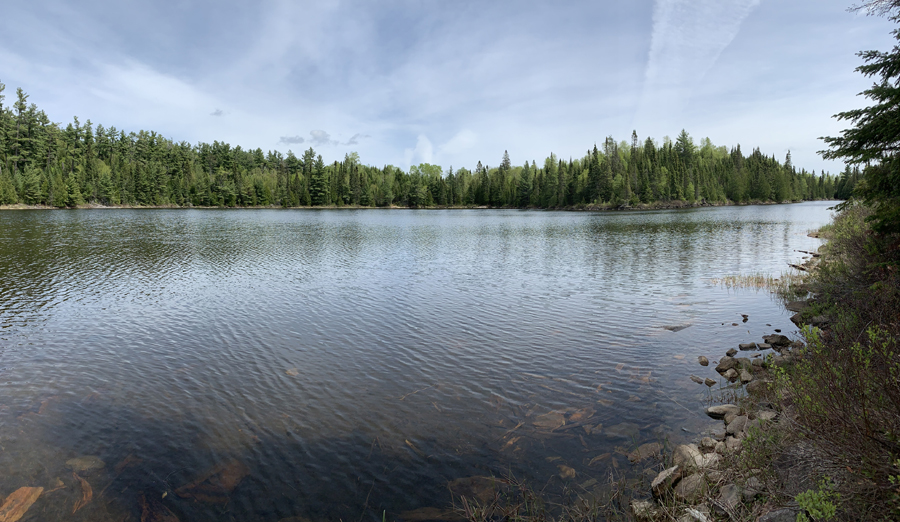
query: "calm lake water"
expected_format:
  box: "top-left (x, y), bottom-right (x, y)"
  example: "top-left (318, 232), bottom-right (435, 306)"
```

top-left (0, 203), bottom-right (833, 521)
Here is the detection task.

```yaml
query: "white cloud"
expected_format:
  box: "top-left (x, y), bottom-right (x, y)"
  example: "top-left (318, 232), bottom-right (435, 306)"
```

top-left (404, 135), bottom-right (434, 168)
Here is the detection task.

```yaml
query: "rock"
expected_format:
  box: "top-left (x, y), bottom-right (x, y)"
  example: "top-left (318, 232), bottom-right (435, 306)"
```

top-left (674, 473), bottom-right (708, 502)
top-left (726, 415), bottom-right (748, 438)
top-left (699, 437), bottom-right (717, 451)
top-left (705, 404), bottom-right (740, 419)
top-left (0, 487), bottom-right (44, 522)
top-left (724, 412), bottom-right (739, 425)
top-left (715, 356), bottom-right (736, 373)
top-left (751, 358), bottom-right (766, 368)
top-left (605, 422), bottom-right (640, 439)
top-left (176, 459), bottom-right (250, 503)
top-left (757, 410), bottom-right (778, 422)
top-left (746, 379), bottom-right (769, 394)
top-left (762, 334), bottom-right (791, 347)
top-left (725, 437), bottom-right (743, 453)
top-left (704, 378), bottom-right (716, 387)
top-left (740, 369), bottom-right (753, 384)
top-left (810, 315), bottom-right (831, 328)
top-left (699, 453), bottom-right (721, 470)
top-left (66, 456), bottom-right (106, 472)
top-left (771, 355), bottom-right (794, 368)
top-left (678, 505), bottom-right (712, 522)
top-left (743, 476), bottom-right (763, 501)
top-left (629, 442), bottom-right (663, 463)
top-left (723, 369), bottom-right (738, 382)
top-left (714, 441), bottom-right (726, 454)
top-left (533, 411), bottom-right (566, 429)
top-left (698, 356), bottom-right (709, 366)
top-left (715, 483), bottom-right (742, 514)
top-left (757, 343), bottom-right (772, 350)
top-left (734, 357), bottom-right (752, 370)
top-left (398, 507), bottom-right (463, 522)
top-left (738, 343), bottom-right (757, 351)
top-left (758, 508), bottom-right (801, 522)
top-left (690, 375), bottom-right (704, 384)
top-left (673, 444), bottom-right (704, 471)
top-left (785, 300), bottom-right (808, 312)
top-left (630, 499), bottom-right (660, 522)
top-left (651, 465), bottom-right (681, 497)
top-left (448, 476), bottom-right (504, 504)
top-left (790, 313), bottom-right (803, 326)
top-left (725, 348), bottom-right (738, 357)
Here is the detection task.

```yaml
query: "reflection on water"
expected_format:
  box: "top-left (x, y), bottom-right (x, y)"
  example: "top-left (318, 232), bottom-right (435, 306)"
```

top-left (0, 204), bottom-right (833, 521)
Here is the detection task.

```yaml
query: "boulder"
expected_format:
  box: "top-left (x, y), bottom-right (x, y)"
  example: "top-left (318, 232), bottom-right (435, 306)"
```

top-left (757, 343), bottom-right (772, 350)
top-left (674, 474), bottom-right (708, 503)
top-left (724, 412), bottom-right (739, 425)
top-left (651, 465), bottom-right (681, 497)
top-left (785, 300), bottom-right (808, 312)
top-left (746, 379), bottom-right (769, 394)
top-left (673, 444), bottom-right (704, 471)
top-left (725, 437), bottom-right (743, 453)
top-left (723, 369), bottom-right (738, 382)
top-left (705, 404), bottom-right (740, 419)
top-left (725, 348), bottom-right (738, 357)
top-left (715, 483), bottom-right (742, 514)
top-left (630, 499), bottom-right (660, 522)
top-left (704, 378), bottom-right (717, 387)
top-left (715, 356), bottom-right (736, 373)
top-left (740, 369), bottom-right (753, 384)
top-left (726, 415), bottom-right (748, 438)
top-left (699, 437), bottom-right (717, 451)
top-left (809, 315), bottom-right (831, 328)
top-left (734, 357), bottom-right (753, 370)
top-left (738, 343), bottom-right (757, 351)
top-left (714, 441), bottom-right (726, 454)
top-left (628, 442), bottom-right (663, 463)
top-left (762, 334), bottom-right (791, 347)
top-left (758, 508), bottom-right (801, 522)
top-left (790, 313), bottom-right (803, 326)
top-left (743, 476), bottom-right (763, 501)
top-left (698, 356), bottom-right (709, 366)
top-left (699, 453), bottom-right (721, 470)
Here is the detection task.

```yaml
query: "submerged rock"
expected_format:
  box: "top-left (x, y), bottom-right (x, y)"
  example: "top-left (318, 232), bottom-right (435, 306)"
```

top-left (629, 442), bottom-right (663, 463)
top-left (66, 456), bottom-right (105, 472)
top-left (605, 422), bottom-right (641, 439)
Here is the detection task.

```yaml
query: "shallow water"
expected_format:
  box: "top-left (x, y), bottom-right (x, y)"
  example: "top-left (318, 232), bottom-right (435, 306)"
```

top-left (0, 203), bottom-right (833, 521)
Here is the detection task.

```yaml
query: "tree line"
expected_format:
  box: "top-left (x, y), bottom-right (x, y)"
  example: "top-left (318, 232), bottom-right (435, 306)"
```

top-left (0, 83), bottom-right (851, 209)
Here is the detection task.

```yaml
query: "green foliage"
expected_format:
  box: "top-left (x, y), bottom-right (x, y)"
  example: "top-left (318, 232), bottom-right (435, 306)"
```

top-left (795, 478), bottom-right (839, 521)
top-left (0, 84), bottom-right (838, 209)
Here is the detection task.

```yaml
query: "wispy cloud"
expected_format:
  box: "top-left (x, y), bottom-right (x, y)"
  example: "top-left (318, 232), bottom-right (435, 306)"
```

top-left (210, 108), bottom-right (223, 117)
top-left (278, 135), bottom-right (305, 145)
top-left (635, 0), bottom-right (761, 132)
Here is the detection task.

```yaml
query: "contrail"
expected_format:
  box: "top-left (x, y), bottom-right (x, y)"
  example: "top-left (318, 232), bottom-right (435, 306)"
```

top-left (635, 0), bottom-right (761, 131)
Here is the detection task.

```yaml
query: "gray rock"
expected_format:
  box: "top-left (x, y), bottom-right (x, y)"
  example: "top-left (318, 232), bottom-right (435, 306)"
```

top-left (605, 422), bottom-right (641, 438)
top-left (790, 313), bottom-right (803, 326)
top-left (758, 508), bottom-right (801, 522)
top-left (680, 505), bottom-right (712, 522)
top-left (785, 300), bottom-right (808, 312)
top-left (757, 410), bottom-right (778, 422)
top-left (739, 342), bottom-right (757, 351)
top-left (724, 412), bottom-right (739, 424)
top-left (698, 356), bottom-right (709, 366)
top-left (810, 315), bottom-right (831, 328)
top-left (704, 378), bottom-right (717, 387)
top-left (705, 404), bottom-right (740, 419)
top-left (714, 441), bottom-right (726, 454)
top-left (651, 465), bottom-right (681, 497)
top-left (762, 334), bottom-right (791, 347)
top-left (726, 415), bottom-right (748, 438)
top-left (700, 437), bottom-right (717, 451)
top-left (66, 455), bottom-right (106, 472)
top-left (723, 369), bottom-right (738, 382)
top-left (734, 357), bottom-right (753, 370)
top-left (743, 476), bottom-right (762, 501)
top-left (740, 369), bottom-right (753, 384)
top-left (715, 356), bottom-right (736, 373)
top-left (630, 499), bottom-right (660, 522)
top-left (751, 358), bottom-right (766, 368)
top-left (690, 375), bottom-right (704, 384)
top-left (674, 473), bottom-right (708, 503)
top-left (715, 483), bottom-right (742, 514)
top-left (700, 453), bottom-right (721, 470)
top-left (746, 379), bottom-right (770, 394)
top-left (673, 444), bottom-right (704, 471)
top-left (725, 348), bottom-right (738, 357)
top-left (629, 442), bottom-right (664, 463)
top-left (725, 437), bottom-right (743, 452)
top-left (757, 343), bottom-right (772, 350)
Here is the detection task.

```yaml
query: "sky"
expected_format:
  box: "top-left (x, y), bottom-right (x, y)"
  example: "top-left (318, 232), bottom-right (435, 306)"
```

top-left (0, 0), bottom-right (895, 173)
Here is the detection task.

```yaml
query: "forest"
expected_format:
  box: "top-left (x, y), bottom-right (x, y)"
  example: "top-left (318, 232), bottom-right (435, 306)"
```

top-left (0, 82), bottom-right (854, 209)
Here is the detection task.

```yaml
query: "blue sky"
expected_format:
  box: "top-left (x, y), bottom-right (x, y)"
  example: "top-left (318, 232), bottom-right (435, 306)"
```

top-left (1, 1), bottom-right (894, 173)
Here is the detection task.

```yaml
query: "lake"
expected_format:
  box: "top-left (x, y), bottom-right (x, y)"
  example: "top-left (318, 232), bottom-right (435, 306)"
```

top-left (0, 203), bottom-right (833, 521)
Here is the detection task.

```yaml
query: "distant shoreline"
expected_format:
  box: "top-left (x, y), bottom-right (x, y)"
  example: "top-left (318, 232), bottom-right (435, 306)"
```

top-left (0, 199), bottom-right (834, 212)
